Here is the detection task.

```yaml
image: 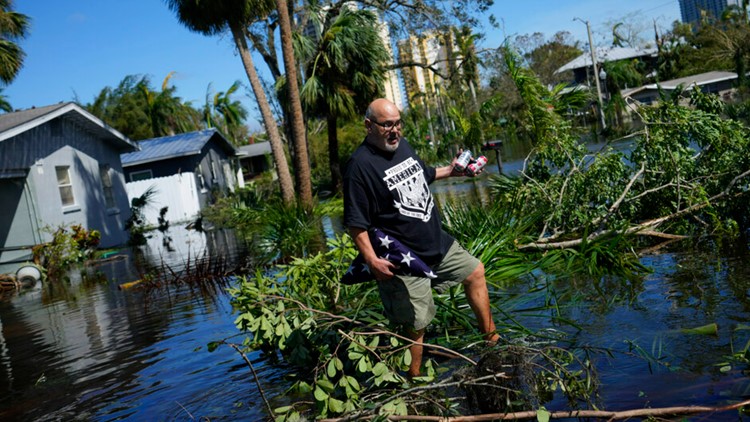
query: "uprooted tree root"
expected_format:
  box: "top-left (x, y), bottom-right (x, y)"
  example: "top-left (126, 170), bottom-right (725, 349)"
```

top-left (459, 345), bottom-right (540, 415)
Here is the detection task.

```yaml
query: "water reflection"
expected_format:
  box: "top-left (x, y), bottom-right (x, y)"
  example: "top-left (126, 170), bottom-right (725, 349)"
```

top-left (0, 227), bottom-right (289, 421)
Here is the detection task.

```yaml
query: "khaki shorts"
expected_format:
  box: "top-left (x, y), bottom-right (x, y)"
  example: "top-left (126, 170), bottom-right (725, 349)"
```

top-left (376, 240), bottom-right (480, 331)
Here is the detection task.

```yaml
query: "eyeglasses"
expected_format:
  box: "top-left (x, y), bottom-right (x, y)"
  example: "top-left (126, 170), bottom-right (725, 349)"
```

top-left (369, 119), bottom-right (402, 131)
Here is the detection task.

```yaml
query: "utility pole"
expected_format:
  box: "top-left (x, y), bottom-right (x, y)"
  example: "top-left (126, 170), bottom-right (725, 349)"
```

top-left (575, 18), bottom-right (606, 131)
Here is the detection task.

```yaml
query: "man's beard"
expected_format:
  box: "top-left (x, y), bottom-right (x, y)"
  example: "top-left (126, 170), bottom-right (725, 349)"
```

top-left (383, 136), bottom-right (400, 152)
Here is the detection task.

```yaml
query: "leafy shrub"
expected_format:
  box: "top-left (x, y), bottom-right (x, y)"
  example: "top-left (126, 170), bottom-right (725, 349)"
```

top-left (32, 224), bottom-right (101, 280)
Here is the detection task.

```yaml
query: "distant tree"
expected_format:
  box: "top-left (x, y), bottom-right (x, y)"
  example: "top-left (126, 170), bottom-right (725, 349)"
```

top-left (603, 12), bottom-right (651, 48)
top-left (654, 21), bottom-right (693, 82)
top-left (601, 59), bottom-right (644, 128)
top-left (515, 31), bottom-right (582, 86)
top-left (85, 74), bottom-right (200, 141)
top-left (140, 72), bottom-right (197, 137)
top-left (87, 75), bottom-right (151, 140)
top-left (0, 88), bottom-right (12, 112)
top-left (299, 6), bottom-right (389, 190)
top-left (203, 80), bottom-right (249, 145)
top-left (0, 0), bottom-right (29, 85)
top-left (666, 9), bottom-right (750, 86)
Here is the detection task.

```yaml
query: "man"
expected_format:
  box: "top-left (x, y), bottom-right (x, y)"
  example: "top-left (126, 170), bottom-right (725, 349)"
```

top-left (343, 98), bottom-right (499, 377)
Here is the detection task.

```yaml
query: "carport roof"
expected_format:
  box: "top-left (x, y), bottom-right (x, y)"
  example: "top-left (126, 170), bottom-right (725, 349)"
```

top-left (121, 128), bottom-right (238, 167)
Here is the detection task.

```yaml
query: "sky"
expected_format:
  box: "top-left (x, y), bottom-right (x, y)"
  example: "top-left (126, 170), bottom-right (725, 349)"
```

top-left (5, 1), bottom-right (682, 131)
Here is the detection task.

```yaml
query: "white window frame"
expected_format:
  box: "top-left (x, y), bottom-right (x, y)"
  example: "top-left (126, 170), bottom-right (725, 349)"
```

top-left (197, 164), bottom-right (208, 192)
top-left (100, 164), bottom-right (116, 209)
top-left (56, 166), bottom-right (76, 207)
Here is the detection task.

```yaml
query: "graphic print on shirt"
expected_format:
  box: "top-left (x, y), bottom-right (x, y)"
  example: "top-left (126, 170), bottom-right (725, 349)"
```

top-left (383, 157), bottom-right (433, 222)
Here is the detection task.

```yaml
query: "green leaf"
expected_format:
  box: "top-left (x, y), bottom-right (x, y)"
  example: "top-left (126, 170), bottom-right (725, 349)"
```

top-left (679, 322), bottom-right (718, 336)
top-left (207, 341), bottom-right (220, 352)
top-left (372, 362), bottom-right (388, 376)
top-left (537, 407), bottom-right (550, 422)
top-left (317, 378), bottom-right (336, 393)
top-left (274, 405), bottom-right (292, 414)
top-left (328, 397), bottom-right (345, 413)
top-left (294, 381), bottom-right (312, 394)
top-left (346, 376), bottom-right (360, 391)
top-left (327, 359), bottom-right (337, 378)
top-left (357, 357), bottom-right (368, 373)
top-left (314, 386), bottom-right (329, 401)
top-left (369, 336), bottom-right (380, 348)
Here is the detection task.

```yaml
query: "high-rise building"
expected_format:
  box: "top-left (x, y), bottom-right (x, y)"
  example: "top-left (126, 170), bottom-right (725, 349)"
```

top-left (375, 18), bottom-right (406, 111)
top-left (678, 0), bottom-right (740, 24)
top-left (397, 31), bottom-right (459, 109)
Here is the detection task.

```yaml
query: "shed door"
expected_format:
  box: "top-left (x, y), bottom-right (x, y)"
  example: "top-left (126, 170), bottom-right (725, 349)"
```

top-left (0, 178), bottom-right (37, 263)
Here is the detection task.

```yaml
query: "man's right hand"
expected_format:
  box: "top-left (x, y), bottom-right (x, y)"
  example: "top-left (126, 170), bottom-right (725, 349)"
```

top-left (367, 256), bottom-right (398, 281)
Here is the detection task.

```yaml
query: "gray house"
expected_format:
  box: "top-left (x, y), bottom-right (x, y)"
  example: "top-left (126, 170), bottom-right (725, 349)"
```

top-left (237, 141), bottom-right (272, 182)
top-left (621, 71), bottom-right (738, 106)
top-left (0, 102), bottom-right (138, 265)
top-left (555, 46), bottom-right (659, 85)
top-left (120, 129), bottom-right (239, 213)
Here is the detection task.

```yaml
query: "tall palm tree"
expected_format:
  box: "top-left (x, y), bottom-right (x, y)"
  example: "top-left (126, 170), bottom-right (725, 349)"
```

top-left (453, 26), bottom-right (481, 113)
top-left (0, 0), bottom-right (29, 85)
top-left (275, 0), bottom-right (313, 210)
top-left (164, 0), bottom-right (295, 205)
top-left (299, 7), bottom-right (389, 190)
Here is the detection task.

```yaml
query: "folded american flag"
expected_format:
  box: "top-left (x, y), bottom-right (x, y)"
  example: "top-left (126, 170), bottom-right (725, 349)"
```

top-left (341, 227), bottom-right (436, 285)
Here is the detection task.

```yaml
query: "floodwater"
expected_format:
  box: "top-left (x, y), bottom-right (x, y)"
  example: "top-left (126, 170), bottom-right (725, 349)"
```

top-left (1, 140), bottom-right (749, 420)
top-left (0, 228), bottom-right (290, 421)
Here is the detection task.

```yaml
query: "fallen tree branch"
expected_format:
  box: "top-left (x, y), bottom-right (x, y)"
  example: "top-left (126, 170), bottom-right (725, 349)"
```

top-left (634, 230), bottom-right (689, 240)
top-left (518, 168), bottom-right (750, 251)
top-left (262, 294), bottom-right (478, 366)
top-left (319, 398), bottom-right (750, 422)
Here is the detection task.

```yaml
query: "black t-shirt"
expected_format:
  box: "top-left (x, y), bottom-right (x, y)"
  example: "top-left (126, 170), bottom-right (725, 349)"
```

top-left (343, 137), bottom-right (454, 266)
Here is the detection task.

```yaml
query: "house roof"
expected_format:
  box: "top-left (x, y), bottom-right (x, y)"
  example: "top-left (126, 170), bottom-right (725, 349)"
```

top-left (120, 128), bottom-right (238, 167)
top-left (0, 102), bottom-right (137, 151)
top-left (621, 71), bottom-right (738, 98)
top-left (237, 141), bottom-right (272, 158)
top-left (644, 71), bottom-right (737, 90)
top-left (555, 46), bottom-right (658, 74)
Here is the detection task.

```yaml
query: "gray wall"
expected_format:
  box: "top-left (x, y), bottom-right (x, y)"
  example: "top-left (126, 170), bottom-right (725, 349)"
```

top-left (0, 116), bottom-right (132, 249)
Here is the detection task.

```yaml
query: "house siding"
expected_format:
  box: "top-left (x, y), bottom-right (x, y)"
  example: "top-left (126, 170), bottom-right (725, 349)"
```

top-left (0, 118), bottom-right (131, 250)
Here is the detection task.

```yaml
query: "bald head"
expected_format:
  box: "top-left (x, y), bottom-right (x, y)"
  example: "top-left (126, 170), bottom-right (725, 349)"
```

top-left (364, 98), bottom-right (402, 153)
top-left (365, 98), bottom-right (399, 122)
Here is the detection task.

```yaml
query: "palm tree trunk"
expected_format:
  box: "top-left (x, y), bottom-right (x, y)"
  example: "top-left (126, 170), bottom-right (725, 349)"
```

top-left (469, 80), bottom-right (479, 114)
top-left (276, 0), bottom-right (314, 211)
top-left (229, 22), bottom-right (295, 205)
top-left (327, 114), bottom-right (341, 191)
